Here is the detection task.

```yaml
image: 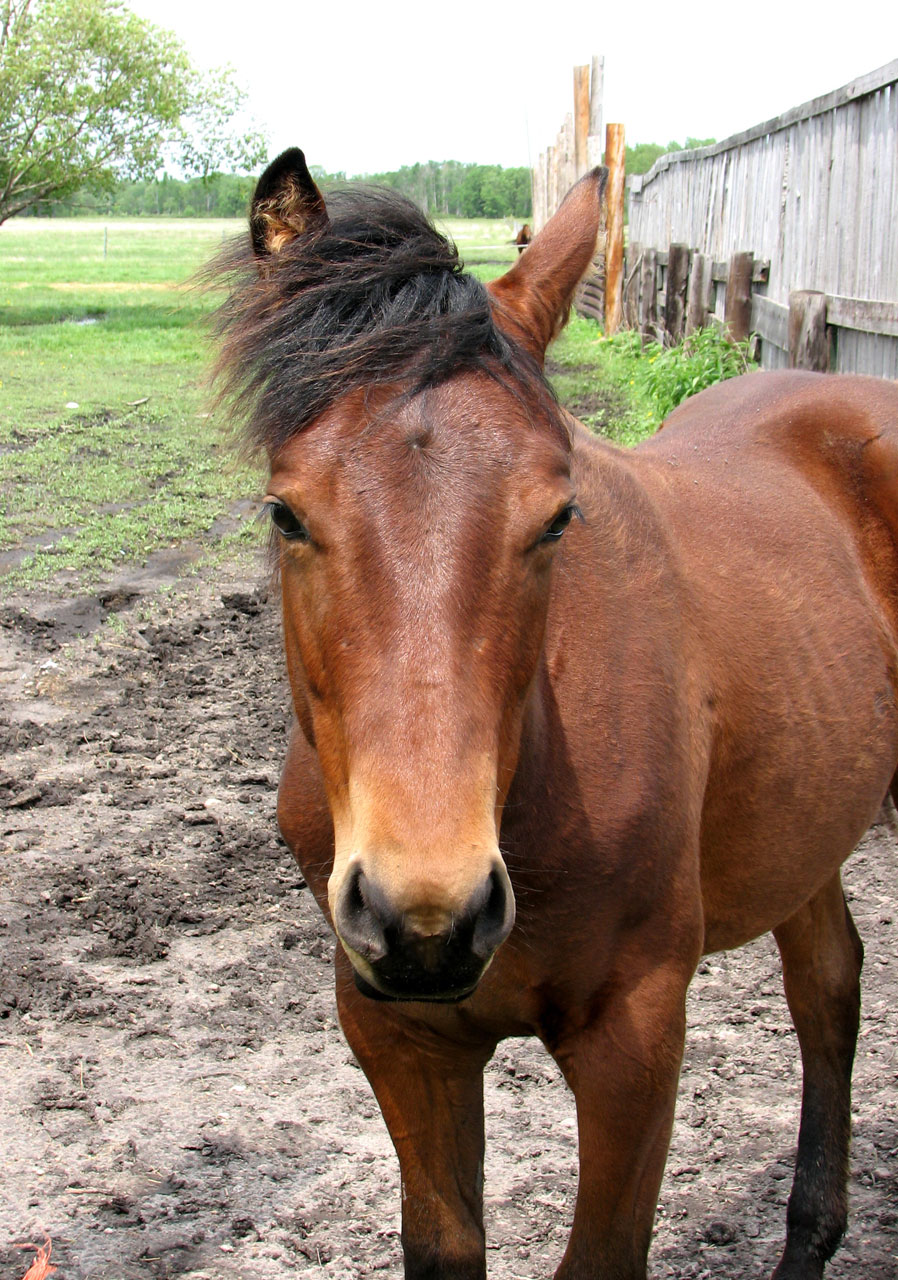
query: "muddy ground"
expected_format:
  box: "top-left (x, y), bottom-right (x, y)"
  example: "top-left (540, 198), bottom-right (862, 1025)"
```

top-left (1, 549), bottom-right (896, 1279)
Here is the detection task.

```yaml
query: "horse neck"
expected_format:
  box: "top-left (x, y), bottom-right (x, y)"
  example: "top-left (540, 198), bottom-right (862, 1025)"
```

top-left (513, 427), bottom-right (673, 794)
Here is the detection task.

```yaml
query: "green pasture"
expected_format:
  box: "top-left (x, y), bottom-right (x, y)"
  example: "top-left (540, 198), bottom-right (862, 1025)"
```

top-left (1, 218), bottom-right (258, 588)
top-left (3, 216), bottom-right (711, 591)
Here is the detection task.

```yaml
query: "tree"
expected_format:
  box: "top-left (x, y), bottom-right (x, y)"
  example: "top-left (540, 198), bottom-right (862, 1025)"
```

top-left (0, 0), bottom-right (266, 223)
top-left (177, 64), bottom-right (267, 210)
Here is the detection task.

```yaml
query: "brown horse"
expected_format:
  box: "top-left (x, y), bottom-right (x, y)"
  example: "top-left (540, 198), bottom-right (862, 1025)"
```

top-left (212, 147), bottom-right (898, 1280)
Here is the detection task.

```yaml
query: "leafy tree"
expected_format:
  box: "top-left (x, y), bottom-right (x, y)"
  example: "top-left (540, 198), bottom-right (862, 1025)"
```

top-left (0, 0), bottom-right (266, 223)
top-left (177, 64), bottom-right (267, 210)
top-left (626, 137), bottom-right (718, 177)
top-left (625, 142), bottom-right (668, 176)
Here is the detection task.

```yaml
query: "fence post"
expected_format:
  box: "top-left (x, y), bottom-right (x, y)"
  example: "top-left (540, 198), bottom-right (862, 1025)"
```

top-left (725, 251), bottom-right (754, 341)
top-left (574, 66), bottom-right (590, 178)
top-left (547, 145), bottom-right (557, 221)
top-left (788, 291), bottom-right (830, 370)
top-left (685, 252), bottom-right (712, 334)
top-left (588, 55), bottom-right (604, 169)
top-left (664, 244), bottom-right (690, 344)
top-left (624, 243), bottom-right (641, 329)
top-left (638, 248), bottom-right (657, 340)
top-left (604, 123), bottom-right (625, 335)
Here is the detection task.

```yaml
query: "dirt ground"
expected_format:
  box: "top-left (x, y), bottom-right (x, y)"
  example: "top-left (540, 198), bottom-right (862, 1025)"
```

top-left (1, 548), bottom-right (897, 1280)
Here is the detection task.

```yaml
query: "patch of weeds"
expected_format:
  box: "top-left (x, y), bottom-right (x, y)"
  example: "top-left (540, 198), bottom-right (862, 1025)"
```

top-left (548, 319), bottom-right (758, 447)
top-left (638, 328), bottom-right (757, 420)
top-left (548, 319), bottom-right (655, 445)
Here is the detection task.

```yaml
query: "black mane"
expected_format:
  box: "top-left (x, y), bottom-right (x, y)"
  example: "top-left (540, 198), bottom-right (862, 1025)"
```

top-left (209, 186), bottom-right (563, 455)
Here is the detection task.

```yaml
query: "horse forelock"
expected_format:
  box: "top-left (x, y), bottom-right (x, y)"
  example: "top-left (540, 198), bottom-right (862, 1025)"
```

top-left (207, 186), bottom-right (568, 455)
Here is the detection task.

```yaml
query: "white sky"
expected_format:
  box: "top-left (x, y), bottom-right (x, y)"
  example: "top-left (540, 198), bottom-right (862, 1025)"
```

top-left (127, 0), bottom-right (896, 175)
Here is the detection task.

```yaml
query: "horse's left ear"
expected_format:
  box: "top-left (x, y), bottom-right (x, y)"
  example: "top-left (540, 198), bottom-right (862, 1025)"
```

top-left (250, 147), bottom-right (329, 258)
top-left (488, 167), bottom-right (608, 362)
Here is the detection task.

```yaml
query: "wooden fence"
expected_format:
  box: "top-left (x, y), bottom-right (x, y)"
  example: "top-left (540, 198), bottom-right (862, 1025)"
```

top-left (532, 57), bottom-right (604, 232)
top-left (626, 59), bottom-right (898, 376)
top-left (530, 58), bottom-right (626, 329)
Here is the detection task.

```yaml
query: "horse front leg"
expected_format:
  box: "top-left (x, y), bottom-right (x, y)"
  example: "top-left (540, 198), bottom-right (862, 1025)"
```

top-left (547, 951), bottom-right (696, 1280)
top-left (771, 872), bottom-right (864, 1280)
top-left (335, 954), bottom-right (496, 1280)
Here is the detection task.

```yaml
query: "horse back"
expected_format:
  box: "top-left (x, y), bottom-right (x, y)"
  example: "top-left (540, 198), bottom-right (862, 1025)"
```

top-left (568, 371), bottom-right (898, 951)
top-left (656, 370), bottom-right (898, 589)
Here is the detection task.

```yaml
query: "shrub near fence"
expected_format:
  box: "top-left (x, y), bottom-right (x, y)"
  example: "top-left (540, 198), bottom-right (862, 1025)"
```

top-left (626, 59), bottom-right (898, 376)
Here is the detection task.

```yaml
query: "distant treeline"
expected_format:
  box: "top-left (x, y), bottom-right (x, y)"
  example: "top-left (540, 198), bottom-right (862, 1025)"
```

top-left (19, 162), bottom-right (534, 220)
top-left (626, 138), bottom-right (716, 175)
top-left (312, 162), bottom-right (533, 219)
top-left (16, 143), bottom-right (713, 220)
top-left (18, 172), bottom-right (258, 218)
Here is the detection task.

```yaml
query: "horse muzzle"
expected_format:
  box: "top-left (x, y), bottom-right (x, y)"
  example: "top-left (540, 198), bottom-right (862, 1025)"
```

top-left (332, 858), bottom-right (515, 1002)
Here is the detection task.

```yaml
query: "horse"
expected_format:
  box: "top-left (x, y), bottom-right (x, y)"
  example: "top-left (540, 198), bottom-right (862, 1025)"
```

top-left (212, 147), bottom-right (898, 1280)
top-left (515, 223), bottom-right (532, 253)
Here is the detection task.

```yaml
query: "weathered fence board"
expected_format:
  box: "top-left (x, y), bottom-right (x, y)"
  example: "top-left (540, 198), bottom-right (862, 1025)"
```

top-left (627, 59), bottom-right (898, 375)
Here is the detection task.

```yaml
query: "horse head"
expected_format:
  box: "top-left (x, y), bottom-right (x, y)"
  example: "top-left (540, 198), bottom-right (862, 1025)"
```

top-left (224, 149), bottom-right (604, 1001)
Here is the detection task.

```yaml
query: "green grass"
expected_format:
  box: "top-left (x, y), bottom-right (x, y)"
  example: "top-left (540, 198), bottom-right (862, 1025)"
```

top-left (0, 218), bottom-right (261, 587)
top-left (5, 217), bottom-right (746, 592)
top-left (548, 322), bottom-right (757, 445)
top-left (548, 318), bottom-right (656, 445)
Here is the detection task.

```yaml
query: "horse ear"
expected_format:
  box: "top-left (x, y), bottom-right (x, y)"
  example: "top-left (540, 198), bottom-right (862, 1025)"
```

top-left (250, 148), bottom-right (328, 258)
top-left (487, 167), bottom-right (608, 361)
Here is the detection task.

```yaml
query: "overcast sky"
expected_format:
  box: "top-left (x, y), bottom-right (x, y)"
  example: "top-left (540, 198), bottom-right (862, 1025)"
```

top-left (128, 0), bottom-right (896, 176)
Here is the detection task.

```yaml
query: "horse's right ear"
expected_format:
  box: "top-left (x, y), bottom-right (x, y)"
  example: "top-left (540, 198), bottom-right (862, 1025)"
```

top-left (250, 148), bottom-right (328, 258)
top-left (487, 167), bottom-right (607, 362)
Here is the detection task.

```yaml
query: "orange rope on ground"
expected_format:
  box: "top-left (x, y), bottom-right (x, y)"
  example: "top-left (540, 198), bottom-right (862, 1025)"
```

top-left (17, 1239), bottom-right (57, 1280)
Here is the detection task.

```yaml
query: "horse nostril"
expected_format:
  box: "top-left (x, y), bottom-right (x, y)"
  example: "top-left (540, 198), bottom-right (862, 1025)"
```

top-left (336, 866), bottom-right (389, 962)
top-left (470, 867), bottom-right (515, 960)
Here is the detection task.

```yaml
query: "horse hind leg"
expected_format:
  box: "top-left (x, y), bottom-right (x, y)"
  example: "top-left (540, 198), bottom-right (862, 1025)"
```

top-left (771, 872), bottom-right (864, 1280)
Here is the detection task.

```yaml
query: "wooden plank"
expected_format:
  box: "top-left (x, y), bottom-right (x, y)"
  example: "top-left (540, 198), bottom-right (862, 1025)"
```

top-left (752, 294), bottom-right (789, 352)
top-left (725, 251), bottom-right (754, 341)
top-left (711, 259), bottom-right (769, 283)
top-left (827, 295), bottom-right (898, 338)
top-left (789, 291), bottom-right (830, 370)
top-left (664, 243), bottom-right (690, 344)
top-left (547, 144), bottom-right (557, 221)
top-left (588, 55), bottom-right (604, 169)
top-left (574, 65), bottom-right (590, 178)
top-left (604, 123), bottom-right (625, 335)
top-left (624, 243), bottom-right (641, 329)
top-left (686, 252), bottom-right (713, 334)
top-left (638, 248), bottom-right (658, 339)
top-left (633, 59), bottom-right (898, 190)
top-left (561, 114), bottom-right (576, 198)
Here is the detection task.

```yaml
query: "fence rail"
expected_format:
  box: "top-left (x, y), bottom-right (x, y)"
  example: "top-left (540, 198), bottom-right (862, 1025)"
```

top-left (626, 59), bottom-right (898, 376)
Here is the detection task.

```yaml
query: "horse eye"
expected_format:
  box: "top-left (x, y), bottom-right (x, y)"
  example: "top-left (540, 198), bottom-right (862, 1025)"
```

top-left (541, 504), bottom-right (580, 543)
top-left (267, 500), bottom-right (310, 542)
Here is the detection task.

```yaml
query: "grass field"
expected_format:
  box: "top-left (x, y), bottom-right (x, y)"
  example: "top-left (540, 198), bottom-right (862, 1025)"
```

top-left (0, 216), bottom-right (639, 590)
top-left (0, 219), bottom-right (256, 586)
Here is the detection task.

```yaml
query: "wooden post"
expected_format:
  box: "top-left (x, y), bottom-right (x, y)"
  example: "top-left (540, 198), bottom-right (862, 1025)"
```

top-left (547, 145), bottom-right (557, 221)
top-left (531, 154), bottom-right (543, 232)
top-left (561, 114), bottom-right (575, 196)
top-left (638, 248), bottom-right (657, 340)
top-left (788, 291), bottom-right (830, 370)
top-left (604, 123), bottom-right (625, 335)
top-left (624, 242), bottom-right (641, 329)
top-left (685, 252), bottom-right (713, 334)
top-left (574, 65), bottom-right (590, 178)
top-left (664, 243), bottom-right (690, 345)
top-left (588, 55), bottom-right (604, 169)
top-left (542, 150), bottom-right (551, 227)
top-left (725, 251), bottom-right (754, 341)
